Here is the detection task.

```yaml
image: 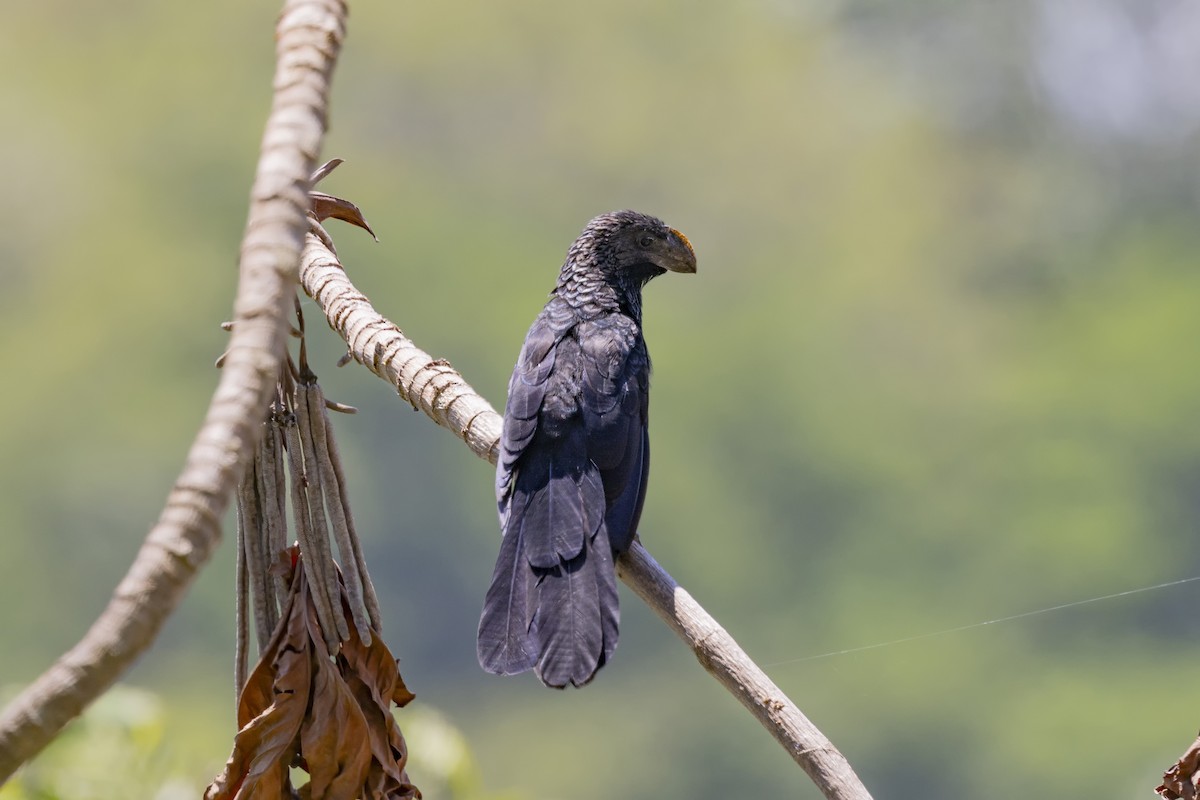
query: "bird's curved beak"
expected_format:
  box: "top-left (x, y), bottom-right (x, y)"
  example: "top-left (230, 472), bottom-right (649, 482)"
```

top-left (665, 228), bottom-right (698, 274)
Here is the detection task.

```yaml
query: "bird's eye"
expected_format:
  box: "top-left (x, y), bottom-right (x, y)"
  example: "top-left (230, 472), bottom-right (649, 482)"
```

top-left (638, 235), bottom-right (654, 247)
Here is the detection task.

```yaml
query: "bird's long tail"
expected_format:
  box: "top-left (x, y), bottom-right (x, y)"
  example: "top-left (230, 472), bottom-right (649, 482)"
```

top-left (477, 457), bottom-right (619, 688)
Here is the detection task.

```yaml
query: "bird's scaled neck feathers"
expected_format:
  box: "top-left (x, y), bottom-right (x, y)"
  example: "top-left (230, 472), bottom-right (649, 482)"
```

top-left (554, 254), bottom-right (651, 324)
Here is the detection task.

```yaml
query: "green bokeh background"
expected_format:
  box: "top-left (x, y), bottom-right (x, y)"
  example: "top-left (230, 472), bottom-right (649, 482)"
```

top-left (3, 1), bottom-right (1199, 798)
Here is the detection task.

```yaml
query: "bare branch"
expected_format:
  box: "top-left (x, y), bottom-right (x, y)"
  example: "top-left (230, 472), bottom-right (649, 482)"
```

top-left (298, 231), bottom-right (875, 800)
top-left (0, 0), bottom-right (347, 782)
top-left (617, 545), bottom-right (874, 799)
top-left (300, 232), bottom-right (503, 464)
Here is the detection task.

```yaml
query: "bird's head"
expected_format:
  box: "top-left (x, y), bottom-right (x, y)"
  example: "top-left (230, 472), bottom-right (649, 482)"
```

top-left (568, 210), bottom-right (697, 285)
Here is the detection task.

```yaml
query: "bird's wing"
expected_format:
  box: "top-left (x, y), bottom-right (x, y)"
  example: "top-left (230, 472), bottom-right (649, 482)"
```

top-left (480, 311), bottom-right (561, 676)
top-left (495, 311), bottom-right (558, 514)
top-left (579, 317), bottom-right (651, 553)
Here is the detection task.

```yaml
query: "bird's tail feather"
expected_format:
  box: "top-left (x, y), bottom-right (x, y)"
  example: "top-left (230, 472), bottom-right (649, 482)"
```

top-left (478, 525), bottom-right (620, 688)
top-left (532, 526), bottom-right (620, 688)
top-left (477, 520), bottom-right (537, 676)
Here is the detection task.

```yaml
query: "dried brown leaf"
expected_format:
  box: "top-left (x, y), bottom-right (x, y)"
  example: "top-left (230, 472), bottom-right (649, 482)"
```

top-left (341, 619), bottom-right (415, 710)
top-left (1158, 732), bottom-right (1200, 799)
top-left (208, 574), bottom-right (310, 800)
top-left (336, 583), bottom-right (419, 798)
top-left (339, 627), bottom-right (417, 799)
top-left (310, 191), bottom-right (376, 240)
top-left (300, 649), bottom-right (372, 798)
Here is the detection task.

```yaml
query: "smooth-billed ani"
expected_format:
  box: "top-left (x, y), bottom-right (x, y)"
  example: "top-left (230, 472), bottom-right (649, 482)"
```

top-left (477, 209), bottom-right (696, 689)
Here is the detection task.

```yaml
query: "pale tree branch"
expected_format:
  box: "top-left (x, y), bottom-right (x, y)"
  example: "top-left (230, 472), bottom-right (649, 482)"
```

top-left (301, 232), bottom-right (503, 462)
top-left (0, 0), bottom-right (347, 783)
top-left (299, 231), bottom-right (875, 800)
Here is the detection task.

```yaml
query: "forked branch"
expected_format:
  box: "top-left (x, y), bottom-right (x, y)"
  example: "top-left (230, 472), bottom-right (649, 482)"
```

top-left (299, 231), bottom-right (875, 800)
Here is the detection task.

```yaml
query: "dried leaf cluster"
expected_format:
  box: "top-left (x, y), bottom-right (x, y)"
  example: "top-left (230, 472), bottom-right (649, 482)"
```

top-left (207, 547), bottom-right (418, 800)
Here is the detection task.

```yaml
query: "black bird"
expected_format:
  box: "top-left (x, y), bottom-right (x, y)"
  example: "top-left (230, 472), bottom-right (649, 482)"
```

top-left (477, 210), bottom-right (697, 688)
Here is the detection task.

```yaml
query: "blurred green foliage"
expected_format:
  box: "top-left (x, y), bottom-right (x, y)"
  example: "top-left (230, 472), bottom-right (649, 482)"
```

top-left (0, 686), bottom-right (500, 800)
top-left (2, 1), bottom-right (1199, 799)
top-left (0, 685), bottom-right (198, 800)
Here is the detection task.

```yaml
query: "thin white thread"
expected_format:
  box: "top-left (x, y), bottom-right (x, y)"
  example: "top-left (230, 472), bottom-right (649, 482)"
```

top-left (766, 575), bottom-right (1200, 667)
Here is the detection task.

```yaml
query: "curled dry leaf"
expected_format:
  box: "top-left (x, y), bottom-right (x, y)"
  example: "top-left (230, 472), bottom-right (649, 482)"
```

top-left (309, 191), bottom-right (377, 240)
top-left (207, 547), bottom-right (419, 800)
top-left (307, 159), bottom-right (377, 240)
top-left (1158, 732), bottom-right (1200, 799)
